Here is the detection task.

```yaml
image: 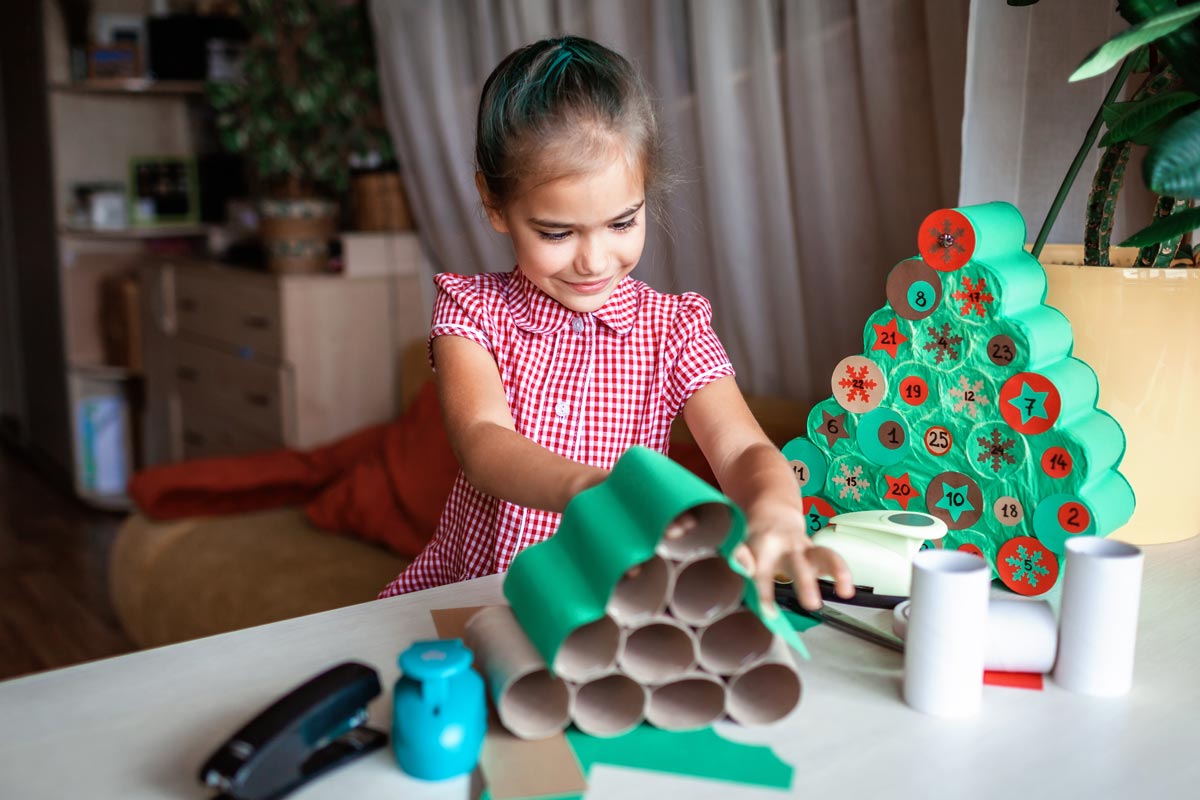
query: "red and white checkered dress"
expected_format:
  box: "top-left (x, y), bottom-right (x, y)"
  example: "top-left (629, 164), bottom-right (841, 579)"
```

top-left (378, 267), bottom-right (734, 597)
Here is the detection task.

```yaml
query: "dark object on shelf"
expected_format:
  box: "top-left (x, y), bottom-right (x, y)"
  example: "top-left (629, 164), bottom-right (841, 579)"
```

top-left (88, 43), bottom-right (140, 79)
top-left (198, 661), bottom-right (387, 800)
top-left (147, 14), bottom-right (247, 81)
top-left (129, 156), bottom-right (199, 225)
top-left (197, 152), bottom-right (247, 223)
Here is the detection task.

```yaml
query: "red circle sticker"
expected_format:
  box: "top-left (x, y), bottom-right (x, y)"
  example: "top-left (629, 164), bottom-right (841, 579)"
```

top-left (802, 496), bottom-right (837, 535)
top-left (996, 536), bottom-right (1060, 596)
top-left (1040, 446), bottom-right (1074, 478)
top-left (924, 426), bottom-right (953, 456)
top-left (918, 208), bottom-right (976, 272)
top-left (999, 373), bottom-right (1062, 435)
top-left (958, 543), bottom-right (984, 559)
top-left (1058, 502), bottom-right (1091, 534)
top-left (899, 375), bottom-right (928, 406)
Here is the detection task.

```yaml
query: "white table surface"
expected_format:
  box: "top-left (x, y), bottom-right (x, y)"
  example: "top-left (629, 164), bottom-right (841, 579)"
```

top-left (1, 535), bottom-right (1198, 800)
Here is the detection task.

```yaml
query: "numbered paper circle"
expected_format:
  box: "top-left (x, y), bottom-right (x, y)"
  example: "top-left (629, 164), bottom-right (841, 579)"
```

top-left (942, 529), bottom-right (996, 575)
top-left (923, 425), bottom-right (954, 457)
top-left (993, 495), bottom-right (1025, 527)
top-left (1032, 494), bottom-right (1097, 554)
top-left (999, 372), bottom-right (1062, 435)
top-left (802, 496), bottom-right (838, 535)
top-left (918, 208), bottom-right (975, 272)
top-left (1039, 445), bottom-right (1075, 479)
top-left (924, 471), bottom-right (983, 530)
top-left (987, 334), bottom-right (1019, 367)
top-left (996, 536), bottom-right (1060, 596)
top-left (831, 355), bottom-right (886, 414)
top-left (781, 437), bottom-right (829, 493)
top-left (898, 375), bottom-right (929, 406)
top-left (856, 407), bottom-right (910, 466)
top-left (886, 258), bottom-right (943, 320)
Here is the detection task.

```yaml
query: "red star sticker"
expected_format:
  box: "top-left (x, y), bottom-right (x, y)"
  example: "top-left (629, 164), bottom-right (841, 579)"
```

top-left (883, 473), bottom-right (920, 510)
top-left (871, 317), bottom-right (908, 359)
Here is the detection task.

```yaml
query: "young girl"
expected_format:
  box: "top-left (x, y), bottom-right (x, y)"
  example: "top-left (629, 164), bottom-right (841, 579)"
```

top-left (378, 35), bottom-right (852, 612)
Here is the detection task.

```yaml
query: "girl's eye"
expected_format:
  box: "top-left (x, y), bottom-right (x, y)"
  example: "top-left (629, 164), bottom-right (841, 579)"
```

top-left (537, 230), bottom-right (571, 242)
top-left (611, 217), bottom-right (638, 232)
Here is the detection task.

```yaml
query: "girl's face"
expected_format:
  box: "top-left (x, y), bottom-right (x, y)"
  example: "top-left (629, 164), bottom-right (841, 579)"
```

top-left (480, 155), bottom-right (646, 313)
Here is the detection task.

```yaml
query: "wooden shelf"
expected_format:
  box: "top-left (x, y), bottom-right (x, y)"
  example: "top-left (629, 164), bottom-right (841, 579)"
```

top-left (61, 224), bottom-right (210, 240)
top-left (69, 362), bottom-right (143, 380)
top-left (49, 78), bottom-right (208, 96)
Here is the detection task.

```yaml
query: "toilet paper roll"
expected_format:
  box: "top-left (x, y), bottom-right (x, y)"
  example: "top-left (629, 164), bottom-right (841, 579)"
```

top-left (696, 608), bottom-right (774, 676)
top-left (726, 635), bottom-right (803, 726)
top-left (1053, 536), bottom-right (1144, 697)
top-left (608, 554), bottom-right (672, 626)
top-left (464, 607), bottom-right (571, 740)
top-left (569, 672), bottom-right (647, 738)
top-left (667, 554), bottom-right (743, 627)
top-left (893, 596), bottom-right (1057, 673)
top-left (645, 672), bottom-right (727, 732)
top-left (655, 504), bottom-right (732, 560)
top-left (617, 615), bottom-right (698, 685)
top-left (554, 614), bottom-right (621, 683)
top-left (903, 550), bottom-right (990, 717)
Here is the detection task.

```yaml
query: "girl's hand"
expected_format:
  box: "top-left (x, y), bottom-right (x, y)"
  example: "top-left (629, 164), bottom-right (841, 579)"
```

top-left (734, 501), bottom-right (855, 612)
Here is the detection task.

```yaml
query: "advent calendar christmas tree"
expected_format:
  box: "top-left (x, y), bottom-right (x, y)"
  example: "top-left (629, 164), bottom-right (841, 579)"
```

top-left (784, 202), bottom-right (1135, 596)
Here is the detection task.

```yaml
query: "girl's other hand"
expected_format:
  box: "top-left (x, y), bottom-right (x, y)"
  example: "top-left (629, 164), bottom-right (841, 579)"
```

top-left (734, 502), bottom-right (855, 612)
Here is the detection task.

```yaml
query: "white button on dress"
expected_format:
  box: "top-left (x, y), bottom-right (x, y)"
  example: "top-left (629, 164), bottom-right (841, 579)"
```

top-left (571, 317), bottom-right (584, 333)
top-left (555, 401), bottom-right (570, 418)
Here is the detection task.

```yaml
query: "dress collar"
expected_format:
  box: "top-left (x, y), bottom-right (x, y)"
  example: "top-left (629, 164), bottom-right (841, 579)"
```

top-left (505, 267), bottom-right (639, 336)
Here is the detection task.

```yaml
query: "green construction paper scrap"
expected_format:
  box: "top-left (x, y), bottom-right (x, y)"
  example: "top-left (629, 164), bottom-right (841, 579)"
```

top-left (504, 446), bottom-right (809, 669)
top-left (782, 608), bottom-right (823, 633)
top-left (480, 726), bottom-right (794, 800)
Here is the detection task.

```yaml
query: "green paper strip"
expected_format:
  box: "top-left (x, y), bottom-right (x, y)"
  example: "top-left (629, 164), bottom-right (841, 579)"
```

top-left (782, 608), bottom-right (823, 633)
top-left (504, 447), bottom-right (809, 670)
top-left (955, 202), bottom-right (1028, 264)
top-left (1008, 304), bottom-right (1074, 372)
top-left (963, 252), bottom-right (1048, 316)
top-left (1077, 469), bottom-right (1137, 537)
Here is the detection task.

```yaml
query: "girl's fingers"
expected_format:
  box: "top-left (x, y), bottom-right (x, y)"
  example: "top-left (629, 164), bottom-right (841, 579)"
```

top-left (808, 546), bottom-right (856, 599)
top-left (664, 510), bottom-right (699, 540)
top-left (788, 547), bottom-right (823, 611)
top-left (733, 543), bottom-right (755, 574)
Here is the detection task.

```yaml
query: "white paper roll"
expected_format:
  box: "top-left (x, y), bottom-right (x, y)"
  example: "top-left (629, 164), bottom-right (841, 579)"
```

top-left (1053, 536), bottom-right (1144, 697)
top-left (645, 672), bottom-right (727, 731)
top-left (893, 597), bottom-right (1058, 674)
top-left (569, 673), bottom-right (647, 738)
top-left (903, 550), bottom-right (990, 717)
top-left (655, 504), bottom-right (732, 560)
top-left (725, 635), bottom-right (802, 726)
top-left (667, 554), bottom-right (743, 626)
top-left (464, 607), bottom-right (571, 740)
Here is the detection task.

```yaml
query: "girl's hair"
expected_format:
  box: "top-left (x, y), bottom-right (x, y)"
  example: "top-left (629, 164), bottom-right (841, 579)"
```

top-left (475, 36), bottom-right (671, 217)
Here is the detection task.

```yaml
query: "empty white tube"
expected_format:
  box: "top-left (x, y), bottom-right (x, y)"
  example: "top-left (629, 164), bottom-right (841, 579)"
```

top-left (903, 550), bottom-right (990, 717)
top-left (569, 673), bottom-right (647, 738)
top-left (553, 614), bottom-right (621, 683)
top-left (645, 672), bottom-right (727, 731)
top-left (695, 608), bottom-right (773, 675)
top-left (1053, 537), bottom-right (1144, 697)
top-left (667, 554), bottom-right (744, 627)
top-left (893, 597), bottom-right (1058, 674)
top-left (656, 504), bottom-right (733, 560)
top-left (725, 635), bottom-right (802, 726)
top-left (608, 555), bottom-right (672, 626)
top-left (464, 606), bottom-right (571, 740)
top-left (617, 615), bottom-right (698, 684)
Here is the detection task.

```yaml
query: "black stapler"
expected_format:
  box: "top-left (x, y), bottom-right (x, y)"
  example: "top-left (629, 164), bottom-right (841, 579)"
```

top-left (199, 661), bottom-right (388, 800)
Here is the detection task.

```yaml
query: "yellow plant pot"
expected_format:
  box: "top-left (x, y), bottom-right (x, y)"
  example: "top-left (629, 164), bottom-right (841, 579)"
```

top-left (1040, 245), bottom-right (1200, 545)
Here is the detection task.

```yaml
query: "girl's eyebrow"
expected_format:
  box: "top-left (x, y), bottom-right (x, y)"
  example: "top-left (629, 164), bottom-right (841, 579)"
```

top-left (528, 201), bottom-right (644, 229)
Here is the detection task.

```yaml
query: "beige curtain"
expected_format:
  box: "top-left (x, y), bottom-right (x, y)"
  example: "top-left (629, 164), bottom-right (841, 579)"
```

top-left (370, 0), bottom-right (968, 402)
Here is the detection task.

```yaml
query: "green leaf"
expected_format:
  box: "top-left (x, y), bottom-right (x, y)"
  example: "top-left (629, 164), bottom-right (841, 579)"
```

top-left (1144, 109), bottom-right (1200, 196)
top-left (1099, 91), bottom-right (1200, 146)
top-left (1070, 5), bottom-right (1200, 82)
top-left (1119, 205), bottom-right (1200, 247)
top-left (1130, 44), bottom-right (1151, 74)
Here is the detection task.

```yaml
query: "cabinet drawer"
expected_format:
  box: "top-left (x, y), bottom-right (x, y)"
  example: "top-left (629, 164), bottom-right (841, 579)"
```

top-left (179, 398), bottom-right (283, 460)
top-left (171, 337), bottom-right (293, 441)
top-left (173, 268), bottom-right (283, 358)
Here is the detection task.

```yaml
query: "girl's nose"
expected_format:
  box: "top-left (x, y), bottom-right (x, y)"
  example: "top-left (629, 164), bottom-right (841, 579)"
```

top-left (573, 234), bottom-right (605, 276)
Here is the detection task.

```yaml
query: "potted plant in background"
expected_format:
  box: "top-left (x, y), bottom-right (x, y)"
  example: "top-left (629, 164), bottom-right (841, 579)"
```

top-left (208, 0), bottom-right (395, 273)
top-left (1022, 0), bottom-right (1200, 544)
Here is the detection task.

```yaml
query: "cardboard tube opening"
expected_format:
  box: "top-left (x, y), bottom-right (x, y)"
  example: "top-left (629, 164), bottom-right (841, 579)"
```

top-left (669, 556), bottom-right (743, 626)
top-left (618, 617), bottom-right (698, 684)
top-left (656, 504), bottom-right (733, 560)
top-left (646, 674), bottom-right (727, 731)
top-left (727, 661), bottom-right (802, 726)
top-left (570, 674), bottom-right (646, 738)
top-left (697, 608), bottom-right (774, 675)
top-left (608, 555), bottom-right (671, 625)
top-left (554, 615), bottom-right (620, 682)
top-left (500, 669), bottom-right (572, 740)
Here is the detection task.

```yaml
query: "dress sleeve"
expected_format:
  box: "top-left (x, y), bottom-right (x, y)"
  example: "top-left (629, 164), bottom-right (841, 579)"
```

top-left (664, 292), bottom-right (736, 417)
top-left (428, 273), bottom-right (496, 368)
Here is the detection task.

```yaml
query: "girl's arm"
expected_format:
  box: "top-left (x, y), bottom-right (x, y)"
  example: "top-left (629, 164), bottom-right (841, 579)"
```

top-left (682, 376), bottom-right (855, 611)
top-left (433, 335), bottom-right (607, 512)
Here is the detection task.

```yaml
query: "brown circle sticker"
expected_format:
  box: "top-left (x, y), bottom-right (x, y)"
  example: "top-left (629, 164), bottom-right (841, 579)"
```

top-left (924, 471), bottom-right (983, 530)
top-left (987, 334), bottom-right (1017, 367)
top-left (993, 496), bottom-right (1025, 527)
top-left (831, 355), bottom-right (886, 414)
top-left (886, 258), bottom-right (943, 321)
top-left (879, 420), bottom-right (906, 450)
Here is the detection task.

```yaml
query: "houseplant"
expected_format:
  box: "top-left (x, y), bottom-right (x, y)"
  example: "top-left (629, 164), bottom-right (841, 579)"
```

top-left (207, 0), bottom-right (394, 273)
top-left (1020, 0), bottom-right (1200, 544)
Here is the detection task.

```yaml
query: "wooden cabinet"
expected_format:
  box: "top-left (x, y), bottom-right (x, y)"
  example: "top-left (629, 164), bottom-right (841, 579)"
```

top-left (141, 253), bottom-right (429, 464)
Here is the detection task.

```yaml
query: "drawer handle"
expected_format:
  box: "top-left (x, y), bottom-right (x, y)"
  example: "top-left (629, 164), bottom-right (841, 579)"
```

top-left (243, 315), bottom-right (272, 330)
top-left (178, 297), bottom-right (198, 313)
top-left (244, 391), bottom-right (271, 408)
top-left (183, 430), bottom-right (206, 447)
top-left (177, 366), bottom-right (199, 382)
